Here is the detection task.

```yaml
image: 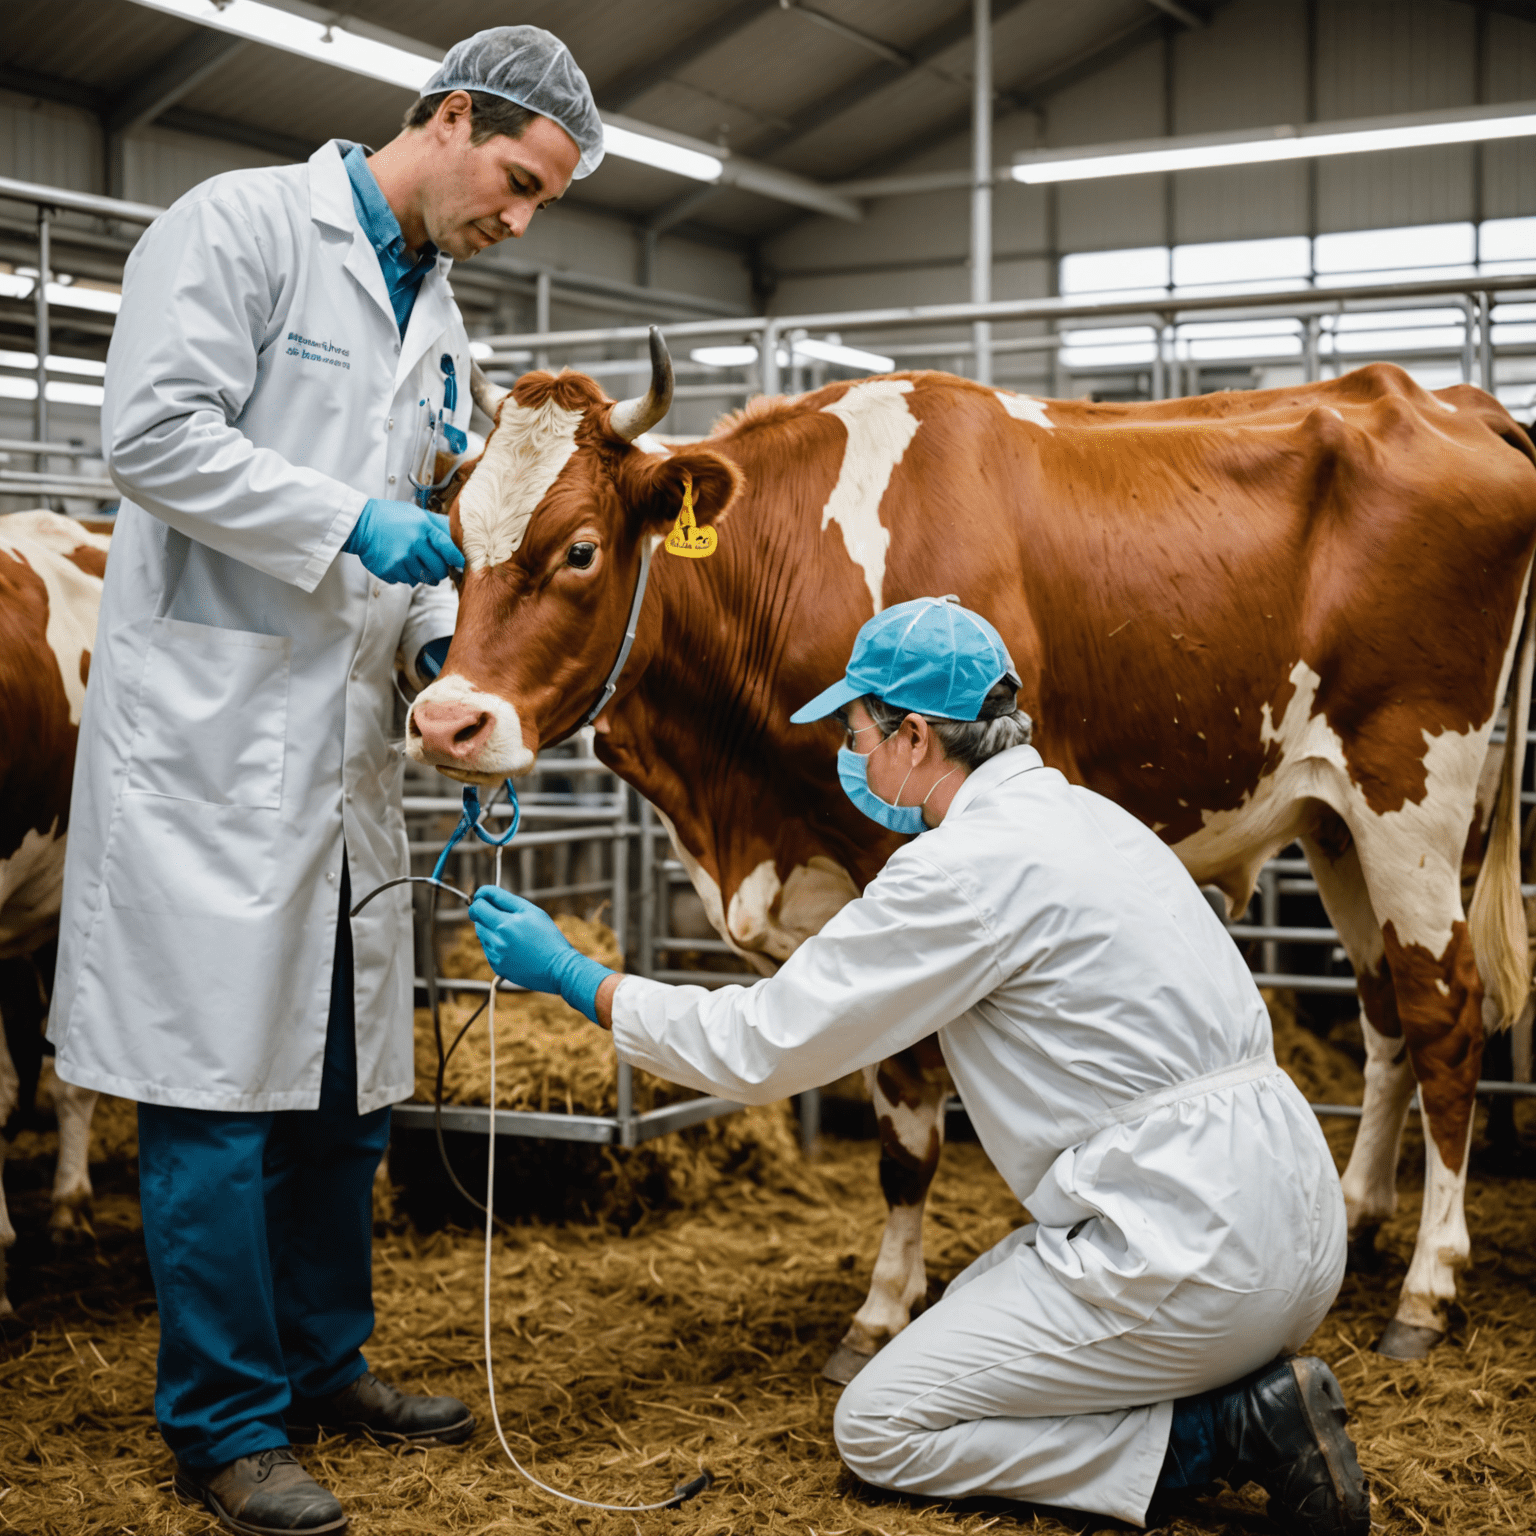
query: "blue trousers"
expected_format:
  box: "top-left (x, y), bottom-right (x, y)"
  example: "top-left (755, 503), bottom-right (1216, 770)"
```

top-left (137, 860), bottom-right (391, 1469)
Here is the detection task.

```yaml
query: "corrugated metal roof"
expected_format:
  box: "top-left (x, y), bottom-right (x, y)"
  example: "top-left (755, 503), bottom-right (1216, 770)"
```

top-left (0, 0), bottom-right (1189, 245)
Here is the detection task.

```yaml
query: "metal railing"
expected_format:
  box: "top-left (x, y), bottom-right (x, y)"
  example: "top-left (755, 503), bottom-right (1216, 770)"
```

top-left (389, 742), bottom-right (752, 1151)
top-left (476, 269), bottom-right (1536, 407)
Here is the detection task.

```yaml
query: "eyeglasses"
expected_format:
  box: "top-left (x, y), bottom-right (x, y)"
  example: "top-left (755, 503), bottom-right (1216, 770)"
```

top-left (843, 720), bottom-right (883, 752)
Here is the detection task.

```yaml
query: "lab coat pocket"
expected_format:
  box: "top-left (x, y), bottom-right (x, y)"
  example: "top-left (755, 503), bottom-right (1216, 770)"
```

top-left (126, 618), bottom-right (291, 808)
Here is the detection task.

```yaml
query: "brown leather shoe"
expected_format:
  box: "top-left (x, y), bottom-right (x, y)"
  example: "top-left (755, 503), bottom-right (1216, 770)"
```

top-left (174, 1446), bottom-right (346, 1535)
top-left (287, 1370), bottom-right (475, 1446)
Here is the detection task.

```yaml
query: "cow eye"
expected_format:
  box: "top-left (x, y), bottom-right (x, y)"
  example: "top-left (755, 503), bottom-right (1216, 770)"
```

top-left (567, 542), bottom-right (597, 569)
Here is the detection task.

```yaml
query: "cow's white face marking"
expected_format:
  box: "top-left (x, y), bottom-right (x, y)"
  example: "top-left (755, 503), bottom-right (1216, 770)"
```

top-left (994, 390), bottom-right (1054, 431)
top-left (726, 855), bottom-right (859, 961)
top-left (0, 822), bottom-right (66, 956)
top-left (819, 379), bottom-right (919, 615)
top-left (405, 672), bottom-right (536, 778)
top-left (457, 397), bottom-right (584, 571)
top-left (1174, 659), bottom-right (1491, 953)
top-left (0, 511), bottom-right (107, 727)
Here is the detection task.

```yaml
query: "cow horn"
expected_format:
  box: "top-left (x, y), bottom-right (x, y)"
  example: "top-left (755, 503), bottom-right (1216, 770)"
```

top-left (609, 326), bottom-right (674, 442)
top-left (470, 359), bottom-right (509, 421)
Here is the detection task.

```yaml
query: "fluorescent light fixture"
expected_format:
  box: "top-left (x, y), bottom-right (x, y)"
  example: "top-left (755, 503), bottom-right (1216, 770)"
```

top-left (126, 0), bottom-right (436, 88)
top-left (791, 338), bottom-right (893, 372)
top-left (603, 124), bottom-right (722, 182)
top-left (1014, 100), bottom-right (1536, 184)
top-left (691, 346), bottom-right (760, 368)
top-left (125, 1), bottom-right (726, 184)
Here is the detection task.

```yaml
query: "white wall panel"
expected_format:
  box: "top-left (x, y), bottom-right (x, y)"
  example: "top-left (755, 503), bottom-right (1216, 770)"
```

top-left (0, 93), bottom-right (101, 193)
top-left (1174, 0), bottom-right (1309, 133)
top-left (122, 125), bottom-right (288, 209)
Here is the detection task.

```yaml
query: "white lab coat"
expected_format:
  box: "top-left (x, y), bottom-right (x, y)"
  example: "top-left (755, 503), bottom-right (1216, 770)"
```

top-left (613, 746), bottom-right (1347, 1521)
top-left (48, 141), bottom-right (467, 1114)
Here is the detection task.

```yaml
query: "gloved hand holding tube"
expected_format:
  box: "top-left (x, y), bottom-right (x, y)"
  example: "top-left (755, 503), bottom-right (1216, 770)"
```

top-left (344, 499), bottom-right (464, 585)
top-left (469, 886), bottom-right (615, 1024)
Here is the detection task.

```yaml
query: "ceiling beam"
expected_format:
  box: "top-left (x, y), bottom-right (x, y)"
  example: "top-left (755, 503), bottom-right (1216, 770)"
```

top-left (104, 30), bottom-right (248, 136)
top-left (1441, 1), bottom-right (1536, 25)
top-left (596, 0), bottom-right (779, 112)
top-left (1144, 0), bottom-right (1207, 28)
top-left (641, 0), bottom-right (1030, 239)
top-left (745, 0), bottom-right (1032, 161)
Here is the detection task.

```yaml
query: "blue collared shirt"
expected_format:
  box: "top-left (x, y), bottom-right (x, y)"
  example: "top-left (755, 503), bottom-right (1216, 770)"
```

top-left (341, 142), bottom-right (438, 336)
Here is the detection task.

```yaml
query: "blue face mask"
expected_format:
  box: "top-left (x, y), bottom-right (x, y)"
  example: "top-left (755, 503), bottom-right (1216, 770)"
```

top-left (837, 745), bottom-right (957, 835)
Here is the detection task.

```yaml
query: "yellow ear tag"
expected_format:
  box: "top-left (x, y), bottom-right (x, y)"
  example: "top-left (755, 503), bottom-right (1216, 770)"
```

top-left (664, 473), bottom-right (717, 559)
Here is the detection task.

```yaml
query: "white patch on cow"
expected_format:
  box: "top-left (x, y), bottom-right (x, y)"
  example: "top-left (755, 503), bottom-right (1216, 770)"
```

top-left (457, 396), bottom-right (583, 571)
top-left (0, 822), bottom-right (66, 957)
top-left (726, 855), bottom-right (860, 962)
top-left (1397, 1108), bottom-right (1474, 1330)
top-left (0, 511), bottom-right (107, 726)
top-left (819, 379), bottom-right (919, 615)
top-left (633, 433), bottom-right (670, 456)
top-left (47, 1068), bottom-right (97, 1233)
top-left (1431, 394), bottom-right (1457, 412)
top-left (1174, 659), bottom-right (1489, 953)
top-left (994, 390), bottom-right (1054, 431)
top-left (1339, 1011), bottom-right (1415, 1234)
top-left (650, 809), bottom-right (773, 976)
top-left (405, 672), bottom-right (536, 779)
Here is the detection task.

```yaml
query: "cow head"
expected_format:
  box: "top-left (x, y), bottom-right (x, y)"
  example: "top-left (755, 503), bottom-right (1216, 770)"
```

top-left (407, 330), bottom-right (743, 783)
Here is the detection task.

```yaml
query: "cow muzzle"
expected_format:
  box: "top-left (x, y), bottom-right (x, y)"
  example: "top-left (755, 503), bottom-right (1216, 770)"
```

top-left (406, 674), bottom-right (537, 782)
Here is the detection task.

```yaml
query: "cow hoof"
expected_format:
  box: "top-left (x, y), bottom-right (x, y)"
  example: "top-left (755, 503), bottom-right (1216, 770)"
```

top-left (820, 1343), bottom-right (877, 1385)
top-left (1345, 1225), bottom-right (1383, 1273)
top-left (49, 1210), bottom-right (94, 1244)
top-left (1374, 1319), bottom-right (1444, 1359)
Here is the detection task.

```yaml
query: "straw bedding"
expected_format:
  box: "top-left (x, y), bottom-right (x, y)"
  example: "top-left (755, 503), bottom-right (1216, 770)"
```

top-left (2, 992), bottom-right (1533, 1536)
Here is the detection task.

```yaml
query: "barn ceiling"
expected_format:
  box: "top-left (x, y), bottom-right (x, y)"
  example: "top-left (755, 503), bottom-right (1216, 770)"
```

top-left (1, 0), bottom-right (1218, 253)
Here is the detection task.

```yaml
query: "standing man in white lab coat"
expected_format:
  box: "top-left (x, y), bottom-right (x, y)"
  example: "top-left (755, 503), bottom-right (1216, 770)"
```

top-left (469, 597), bottom-right (1371, 1536)
top-left (48, 27), bottom-right (602, 1536)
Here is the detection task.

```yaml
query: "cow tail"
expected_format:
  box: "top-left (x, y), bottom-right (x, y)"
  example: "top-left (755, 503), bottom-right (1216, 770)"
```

top-left (1469, 563), bottom-right (1536, 1033)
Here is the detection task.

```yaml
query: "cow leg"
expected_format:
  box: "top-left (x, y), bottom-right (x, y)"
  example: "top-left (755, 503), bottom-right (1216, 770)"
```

top-left (822, 1042), bottom-right (948, 1386)
top-left (1301, 824), bottom-right (1414, 1269)
top-left (1348, 817), bottom-right (1484, 1359)
top-left (47, 1070), bottom-right (97, 1240)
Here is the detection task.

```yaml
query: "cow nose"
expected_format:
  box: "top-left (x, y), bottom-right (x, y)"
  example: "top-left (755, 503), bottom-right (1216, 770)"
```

top-left (412, 698), bottom-right (494, 761)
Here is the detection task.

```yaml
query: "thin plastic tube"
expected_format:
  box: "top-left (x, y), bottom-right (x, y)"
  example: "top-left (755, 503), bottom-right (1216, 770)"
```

top-left (479, 843), bottom-right (708, 1512)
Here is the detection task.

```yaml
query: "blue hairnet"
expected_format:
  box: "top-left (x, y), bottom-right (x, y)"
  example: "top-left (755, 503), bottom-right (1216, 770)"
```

top-left (422, 26), bottom-right (604, 179)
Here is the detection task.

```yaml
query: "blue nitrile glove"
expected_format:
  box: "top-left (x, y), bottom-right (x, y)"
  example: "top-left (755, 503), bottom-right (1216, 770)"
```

top-left (469, 886), bottom-right (614, 1024)
top-left (417, 635), bottom-right (451, 680)
top-left (343, 499), bottom-right (464, 585)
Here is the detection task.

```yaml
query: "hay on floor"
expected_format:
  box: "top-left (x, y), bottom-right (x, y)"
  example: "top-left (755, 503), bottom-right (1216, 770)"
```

top-left (2, 995), bottom-right (1533, 1535)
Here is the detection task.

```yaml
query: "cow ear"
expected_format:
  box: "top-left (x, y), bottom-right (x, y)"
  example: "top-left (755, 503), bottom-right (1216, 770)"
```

top-left (617, 446), bottom-right (743, 532)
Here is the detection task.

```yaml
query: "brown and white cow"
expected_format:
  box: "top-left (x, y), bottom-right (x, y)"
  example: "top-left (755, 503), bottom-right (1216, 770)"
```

top-left (407, 337), bottom-right (1536, 1366)
top-left (0, 511), bottom-right (109, 1316)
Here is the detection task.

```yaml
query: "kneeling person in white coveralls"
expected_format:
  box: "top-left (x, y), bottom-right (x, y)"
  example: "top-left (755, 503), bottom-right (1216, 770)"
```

top-left (469, 597), bottom-right (1369, 1535)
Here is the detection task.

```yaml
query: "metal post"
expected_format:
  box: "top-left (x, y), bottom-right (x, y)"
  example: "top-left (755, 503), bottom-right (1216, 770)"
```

top-left (612, 809), bottom-right (629, 970)
top-left (1261, 865), bottom-right (1279, 976)
top-left (34, 205), bottom-right (51, 463)
top-left (760, 321), bottom-right (780, 396)
top-left (617, 1058), bottom-right (637, 1148)
top-left (1151, 322), bottom-right (1165, 400)
top-left (1479, 290), bottom-right (1494, 392)
top-left (1461, 295), bottom-right (1476, 385)
top-left (970, 0), bottom-right (993, 386)
top-left (535, 270), bottom-right (551, 371)
top-left (1303, 316), bottom-right (1320, 383)
top-left (798, 1088), bottom-right (820, 1157)
top-left (637, 799), bottom-right (656, 979)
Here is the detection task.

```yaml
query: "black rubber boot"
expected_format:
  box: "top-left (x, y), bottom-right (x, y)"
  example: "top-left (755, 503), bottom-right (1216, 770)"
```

top-left (287, 1370), bottom-right (475, 1446)
top-left (1213, 1355), bottom-right (1371, 1536)
top-left (174, 1446), bottom-right (346, 1535)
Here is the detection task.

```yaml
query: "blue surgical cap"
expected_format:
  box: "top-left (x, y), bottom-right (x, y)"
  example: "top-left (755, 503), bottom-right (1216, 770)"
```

top-left (422, 26), bottom-right (604, 179)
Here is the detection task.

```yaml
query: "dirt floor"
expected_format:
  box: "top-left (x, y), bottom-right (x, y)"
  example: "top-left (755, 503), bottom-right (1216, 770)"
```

top-left (2, 1001), bottom-right (1534, 1535)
